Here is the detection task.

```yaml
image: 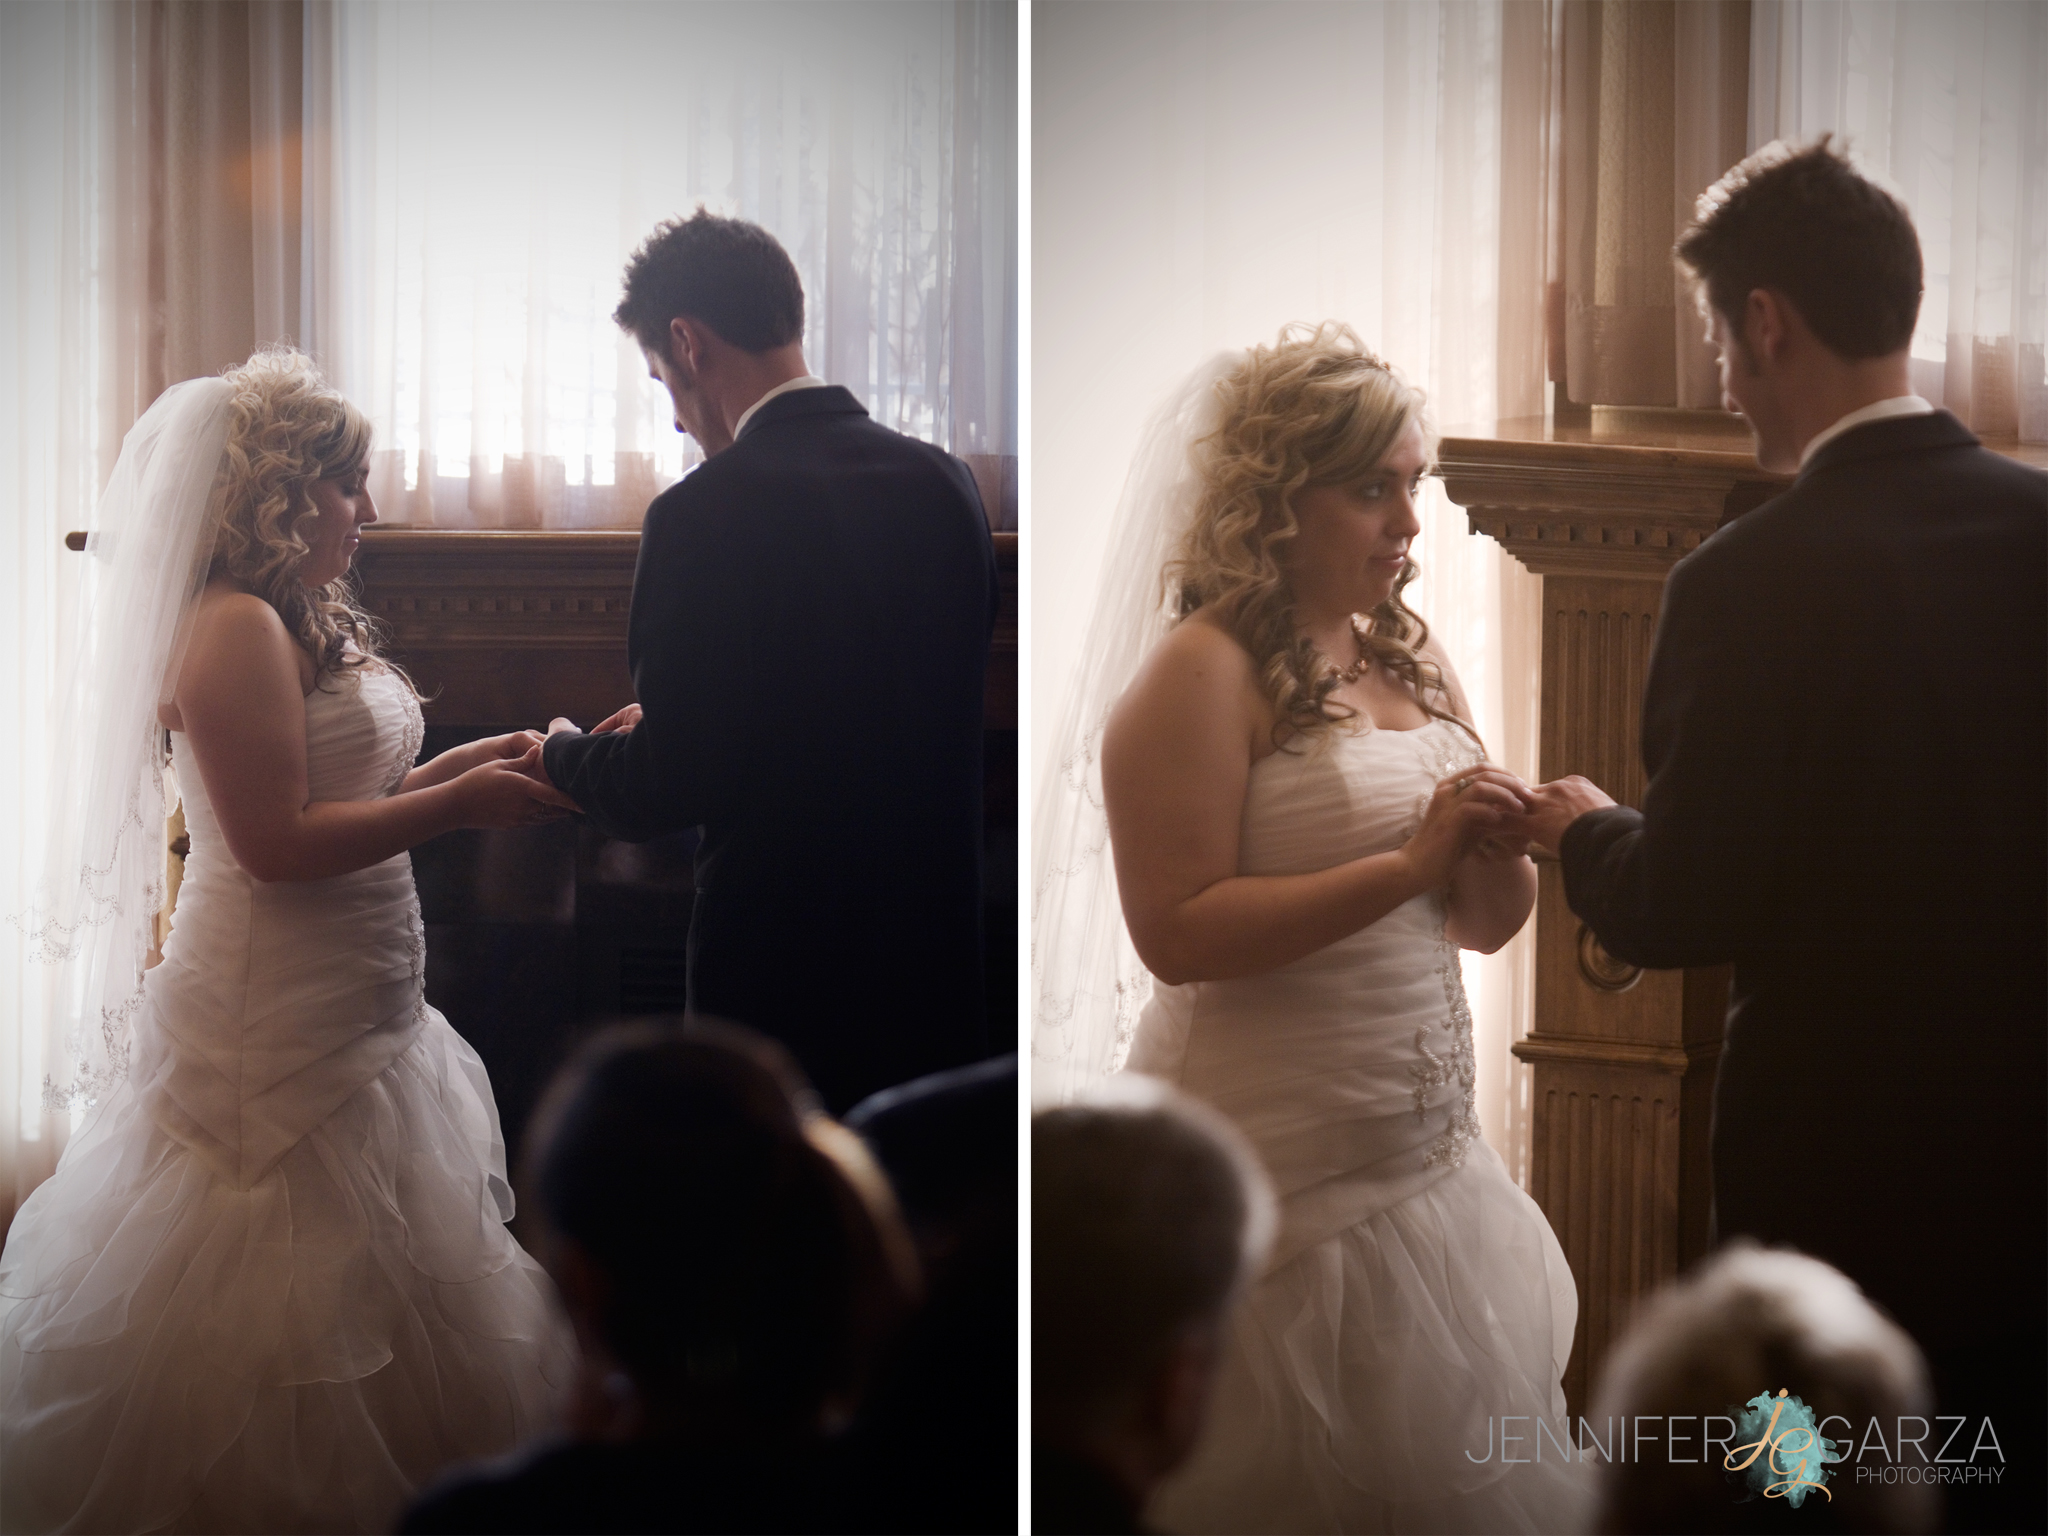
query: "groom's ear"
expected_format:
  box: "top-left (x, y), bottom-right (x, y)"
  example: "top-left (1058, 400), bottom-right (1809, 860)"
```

top-left (1740, 288), bottom-right (1797, 371)
top-left (669, 315), bottom-right (712, 380)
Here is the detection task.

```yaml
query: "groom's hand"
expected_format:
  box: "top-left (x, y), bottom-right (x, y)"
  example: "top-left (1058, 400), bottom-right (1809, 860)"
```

top-left (511, 731), bottom-right (581, 811)
top-left (1523, 775), bottom-right (1618, 857)
top-left (588, 703), bottom-right (642, 735)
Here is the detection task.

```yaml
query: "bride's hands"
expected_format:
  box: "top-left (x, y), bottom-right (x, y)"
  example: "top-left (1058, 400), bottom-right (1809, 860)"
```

top-left (452, 749), bottom-right (579, 828)
top-left (1400, 766), bottom-right (1534, 889)
top-left (475, 728), bottom-right (547, 761)
top-left (408, 729), bottom-right (546, 791)
top-left (1521, 774), bottom-right (1617, 855)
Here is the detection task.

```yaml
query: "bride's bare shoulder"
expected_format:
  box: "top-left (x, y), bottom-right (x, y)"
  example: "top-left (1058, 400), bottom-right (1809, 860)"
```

top-left (160, 584), bottom-right (311, 728)
top-left (1105, 607), bottom-right (1270, 760)
top-left (1412, 627), bottom-right (1474, 721)
top-left (184, 583), bottom-right (292, 657)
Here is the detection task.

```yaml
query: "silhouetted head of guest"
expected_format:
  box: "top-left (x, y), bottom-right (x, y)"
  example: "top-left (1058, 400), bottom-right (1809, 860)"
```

top-left (1591, 1242), bottom-right (1937, 1535)
top-left (839, 1056), bottom-right (1019, 1534)
top-left (524, 1018), bottom-right (918, 1445)
top-left (1032, 1076), bottom-right (1275, 1516)
top-left (1676, 136), bottom-right (1925, 471)
top-left (612, 209), bottom-right (808, 453)
top-left (847, 1053), bottom-right (1017, 1276)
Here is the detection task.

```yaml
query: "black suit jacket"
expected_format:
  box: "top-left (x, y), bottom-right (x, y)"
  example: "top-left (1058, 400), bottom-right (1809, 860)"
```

top-left (545, 385), bottom-right (998, 1110)
top-left (1559, 411), bottom-right (2046, 1354)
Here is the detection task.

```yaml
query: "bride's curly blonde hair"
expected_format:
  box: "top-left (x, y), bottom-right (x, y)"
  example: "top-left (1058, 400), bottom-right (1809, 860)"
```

top-left (208, 348), bottom-right (398, 692)
top-left (1165, 322), bottom-right (1476, 749)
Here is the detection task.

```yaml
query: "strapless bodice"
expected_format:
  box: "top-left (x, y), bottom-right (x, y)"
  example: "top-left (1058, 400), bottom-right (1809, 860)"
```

top-left (1126, 715), bottom-right (1490, 1265)
top-left (135, 663), bottom-right (430, 1189)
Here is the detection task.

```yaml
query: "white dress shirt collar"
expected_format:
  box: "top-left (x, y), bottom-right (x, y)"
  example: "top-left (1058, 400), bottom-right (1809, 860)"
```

top-left (732, 375), bottom-right (831, 440)
top-left (1799, 394), bottom-right (1934, 469)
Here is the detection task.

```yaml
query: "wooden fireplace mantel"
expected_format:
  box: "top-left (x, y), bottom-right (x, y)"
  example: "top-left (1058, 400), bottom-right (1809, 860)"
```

top-left (349, 527), bottom-right (1019, 731)
top-left (1439, 410), bottom-right (1788, 578)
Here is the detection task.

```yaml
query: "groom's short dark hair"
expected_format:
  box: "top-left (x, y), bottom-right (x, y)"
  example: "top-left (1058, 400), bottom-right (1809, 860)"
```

top-left (615, 209), bottom-right (805, 357)
top-left (1676, 135), bottom-right (1922, 360)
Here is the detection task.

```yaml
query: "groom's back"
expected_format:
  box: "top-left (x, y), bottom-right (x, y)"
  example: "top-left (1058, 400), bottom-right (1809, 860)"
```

top-left (643, 384), bottom-right (997, 1108)
top-left (701, 386), bottom-right (994, 831)
top-left (1720, 419), bottom-right (2043, 968)
top-left (1700, 414), bottom-right (2044, 1352)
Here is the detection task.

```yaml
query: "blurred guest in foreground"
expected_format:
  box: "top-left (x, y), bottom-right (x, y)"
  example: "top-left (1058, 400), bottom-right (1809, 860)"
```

top-left (401, 1019), bottom-right (917, 1535)
top-left (840, 1053), bottom-right (1018, 1533)
top-left (1032, 1077), bottom-right (1275, 1536)
top-left (1591, 1243), bottom-right (1937, 1536)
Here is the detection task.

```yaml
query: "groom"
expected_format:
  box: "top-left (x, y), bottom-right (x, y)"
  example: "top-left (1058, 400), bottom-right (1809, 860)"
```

top-left (1522, 140), bottom-right (2045, 1529)
top-left (540, 211), bottom-right (998, 1113)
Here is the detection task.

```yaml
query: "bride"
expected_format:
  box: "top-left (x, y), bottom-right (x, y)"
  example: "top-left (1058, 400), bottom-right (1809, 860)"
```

top-left (1040, 324), bottom-right (1586, 1532)
top-left (0, 350), bottom-right (574, 1533)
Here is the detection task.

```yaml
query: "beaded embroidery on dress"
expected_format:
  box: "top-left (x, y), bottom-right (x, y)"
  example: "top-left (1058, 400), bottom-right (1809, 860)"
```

top-left (0, 663), bottom-right (572, 1535)
top-left (1125, 716), bottom-right (1590, 1534)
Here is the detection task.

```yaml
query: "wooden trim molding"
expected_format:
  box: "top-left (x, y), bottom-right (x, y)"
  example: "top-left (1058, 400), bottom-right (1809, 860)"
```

top-left (361, 531), bottom-right (639, 651)
top-left (349, 527), bottom-right (1018, 730)
top-left (1438, 411), bottom-right (1788, 578)
top-left (1510, 1033), bottom-right (1722, 1074)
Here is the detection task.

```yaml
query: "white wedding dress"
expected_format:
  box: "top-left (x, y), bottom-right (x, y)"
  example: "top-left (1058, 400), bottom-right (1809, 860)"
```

top-left (0, 663), bottom-right (574, 1535)
top-left (1128, 717), bottom-right (1591, 1534)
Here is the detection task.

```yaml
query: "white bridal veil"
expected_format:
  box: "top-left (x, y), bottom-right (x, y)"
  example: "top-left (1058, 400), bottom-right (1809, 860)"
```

top-left (14, 378), bottom-right (235, 1119)
top-left (1030, 352), bottom-right (1244, 1104)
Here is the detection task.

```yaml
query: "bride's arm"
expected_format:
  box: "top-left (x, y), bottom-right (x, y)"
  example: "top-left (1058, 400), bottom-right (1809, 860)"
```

top-left (1422, 641), bottom-right (1538, 954)
top-left (175, 594), bottom-right (567, 882)
top-left (1444, 841), bottom-right (1538, 954)
top-left (1102, 620), bottom-right (1526, 984)
top-left (400, 730), bottom-right (548, 793)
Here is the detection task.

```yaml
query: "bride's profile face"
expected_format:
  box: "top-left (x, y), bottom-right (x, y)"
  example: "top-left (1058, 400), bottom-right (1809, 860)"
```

top-left (1285, 417), bottom-right (1427, 618)
top-left (299, 463), bottom-right (377, 587)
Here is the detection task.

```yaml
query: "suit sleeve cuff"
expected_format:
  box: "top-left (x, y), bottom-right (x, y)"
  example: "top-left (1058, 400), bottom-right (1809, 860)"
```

top-left (1559, 803), bottom-right (1642, 906)
top-left (541, 728), bottom-right (585, 796)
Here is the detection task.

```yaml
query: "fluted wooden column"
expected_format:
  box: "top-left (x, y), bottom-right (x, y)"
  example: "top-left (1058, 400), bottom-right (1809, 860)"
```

top-left (1438, 410), bottom-right (1784, 1417)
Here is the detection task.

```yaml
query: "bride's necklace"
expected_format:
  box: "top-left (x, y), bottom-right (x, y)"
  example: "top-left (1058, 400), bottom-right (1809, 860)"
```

top-left (1332, 615), bottom-right (1373, 684)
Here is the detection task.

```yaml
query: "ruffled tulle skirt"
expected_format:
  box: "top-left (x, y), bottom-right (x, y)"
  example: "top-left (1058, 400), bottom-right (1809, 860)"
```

top-left (1147, 1140), bottom-right (1593, 1535)
top-left (0, 1011), bottom-right (574, 1535)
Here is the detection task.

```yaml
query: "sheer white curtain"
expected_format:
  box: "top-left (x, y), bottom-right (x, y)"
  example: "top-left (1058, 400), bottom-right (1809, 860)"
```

top-left (3, 0), bottom-right (341, 1232)
top-left (1033, 1), bottom-right (1546, 1174)
top-left (1751, 0), bottom-right (2048, 441)
top-left (0, 2), bottom-right (156, 1230)
top-left (307, 0), bottom-right (1018, 528)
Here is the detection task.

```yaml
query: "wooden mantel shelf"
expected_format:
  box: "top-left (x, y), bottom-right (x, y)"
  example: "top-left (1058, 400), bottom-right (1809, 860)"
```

top-left (1437, 410), bottom-right (1790, 578)
top-left (348, 527), bottom-right (1018, 731)
top-left (1440, 409), bottom-right (2045, 576)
